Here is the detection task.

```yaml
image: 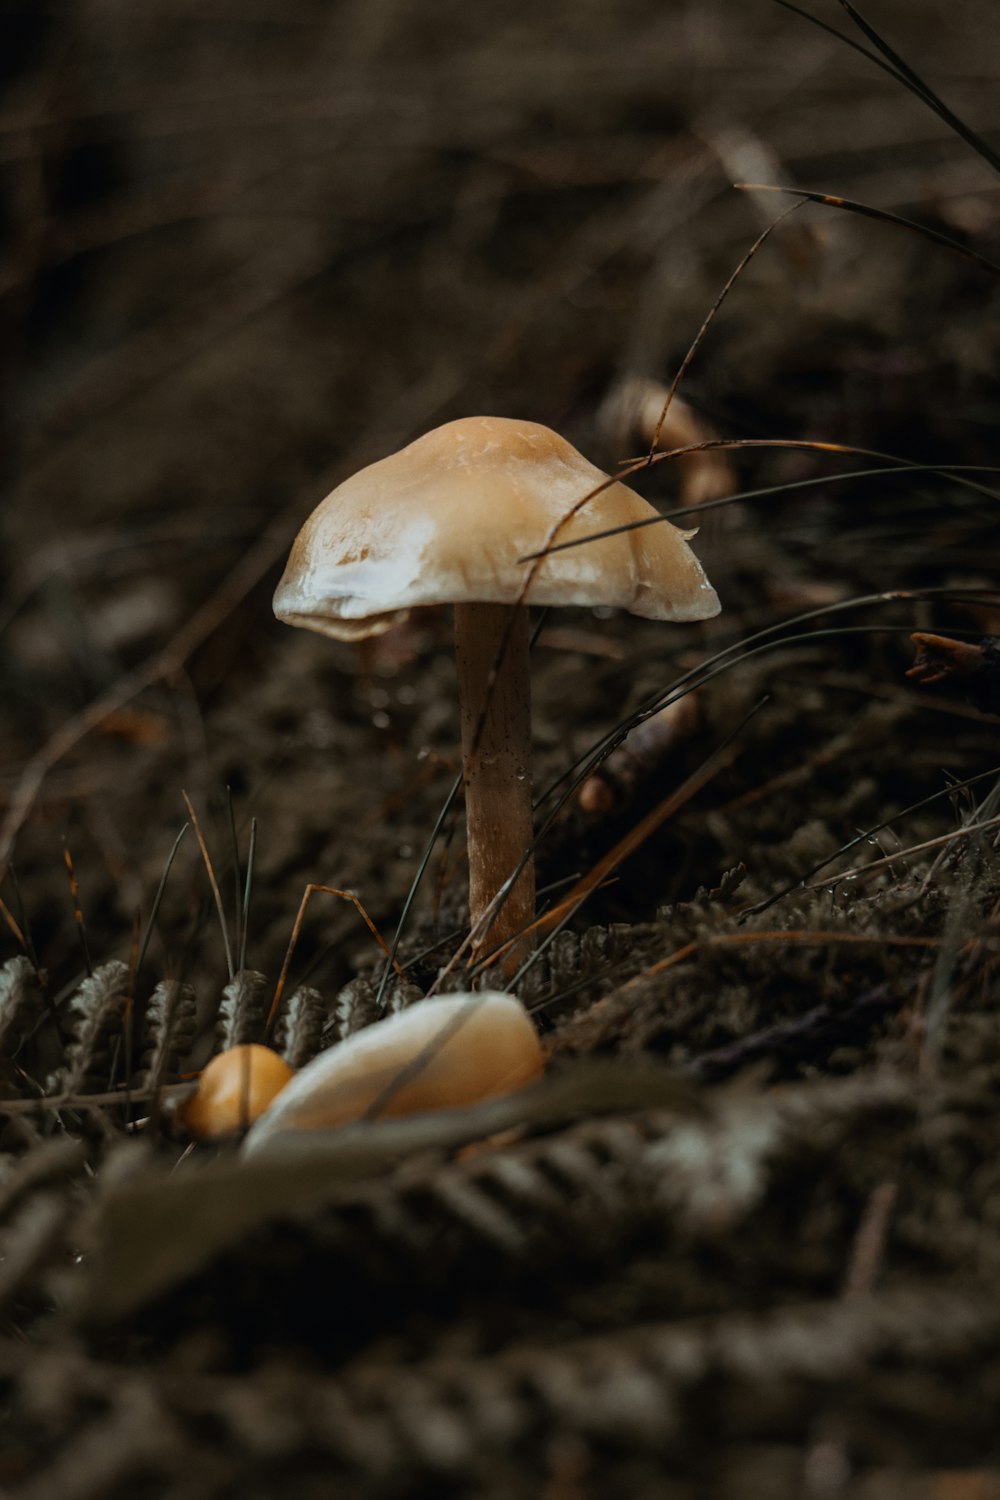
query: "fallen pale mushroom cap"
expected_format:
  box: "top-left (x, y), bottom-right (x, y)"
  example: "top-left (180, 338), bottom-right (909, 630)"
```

top-left (274, 416), bottom-right (720, 959)
top-left (243, 992), bottom-right (544, 1154)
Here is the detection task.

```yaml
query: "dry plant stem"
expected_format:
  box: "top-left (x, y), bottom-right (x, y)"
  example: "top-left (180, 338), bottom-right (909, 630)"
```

top-left (266, 883), bottom-right (405, 1036)
top-left (454, 602), bottom-right (535, 958)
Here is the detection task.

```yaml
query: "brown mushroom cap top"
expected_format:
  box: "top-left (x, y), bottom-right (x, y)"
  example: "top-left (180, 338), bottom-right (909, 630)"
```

top-left (273, 415), bottom-right (720, 641)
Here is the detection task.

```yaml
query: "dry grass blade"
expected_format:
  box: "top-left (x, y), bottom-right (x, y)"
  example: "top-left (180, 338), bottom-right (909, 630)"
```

top-left (735, 184), bottom-right (1000, 276)
top-left (774, 0), bottom-right (1000, 176)
top-left (803, 813), bottom-right (1000, 893)
top-left (834, 0), bottom-right (1000, 175)
top-left (61, 842), bottom-right (93, 979)
top-left (521, 447), bottom-right (1000, 564)
top-left (584, 927), bottom-right (940, 998)
top-left (135, 823), bottom-right (189, 978)
top-left (181, 791), bottom-right (234, 982)
top-left (268, 883), bottom-right (406, 1038)
top-left (0, 892), bottom-right (28, 954)
top-left (238, 816), bottom-right (257, 973)
top-left (743, 761), bottom-right (1000, 917)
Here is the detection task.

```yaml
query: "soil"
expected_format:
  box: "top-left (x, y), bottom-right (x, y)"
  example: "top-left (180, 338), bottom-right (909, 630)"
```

top-left (2, 2), bottom-right (1000, 1495)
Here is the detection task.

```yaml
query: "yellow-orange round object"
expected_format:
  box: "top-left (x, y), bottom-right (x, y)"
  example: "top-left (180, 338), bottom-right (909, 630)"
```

top-left (182, 1044), bottom-right (295, 1141)
top-left (244, 993), bottom-right (543, 1151)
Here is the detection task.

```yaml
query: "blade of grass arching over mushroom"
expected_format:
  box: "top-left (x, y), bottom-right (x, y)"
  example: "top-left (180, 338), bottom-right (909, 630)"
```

top-left (735, 187), bottom-right (1000, 278)
top-left (505, 216), bottom-right (811, 590)
top-left (519, 462), bottom-right (1000, 564)
top-left (521, 440), bottom-right (1000, 571)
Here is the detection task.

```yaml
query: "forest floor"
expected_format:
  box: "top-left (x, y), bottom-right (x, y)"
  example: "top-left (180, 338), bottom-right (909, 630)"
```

top-left (1, 1), bottom-right (1000, 1495)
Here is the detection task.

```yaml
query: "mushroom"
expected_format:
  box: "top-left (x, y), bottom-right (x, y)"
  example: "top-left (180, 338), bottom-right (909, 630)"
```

top-left (243, 992), bottom-right (543, 1152)
top-left (274, 416), bottom-right (719, 958)
top-left (181, 1044), bottom-right (295, 1141)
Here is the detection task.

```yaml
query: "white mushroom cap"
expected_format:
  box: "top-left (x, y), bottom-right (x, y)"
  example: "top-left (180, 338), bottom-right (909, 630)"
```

top-left (273, 416), bottom-right (720, 641)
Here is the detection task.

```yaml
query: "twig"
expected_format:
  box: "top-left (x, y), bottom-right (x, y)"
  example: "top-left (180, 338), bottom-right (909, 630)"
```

top-left (268, 884), bottom-right (406, 1038)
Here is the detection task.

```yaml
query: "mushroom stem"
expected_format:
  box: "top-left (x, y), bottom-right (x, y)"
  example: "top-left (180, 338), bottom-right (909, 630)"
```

top-left (454, 602), bottom-right (536, 961)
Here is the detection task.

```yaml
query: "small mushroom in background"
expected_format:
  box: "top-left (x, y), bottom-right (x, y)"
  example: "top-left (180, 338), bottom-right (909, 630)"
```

top-left (577, 691), bottom-right (702, 816)
top-left (597, 376), bottom-right (737, 511)
top-left (181, 1044), bottom-right (295, 1142)
top-left (274, 415), bottom-right (719, 960)
top-left (243, 992), bottom-right (544, 1153)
